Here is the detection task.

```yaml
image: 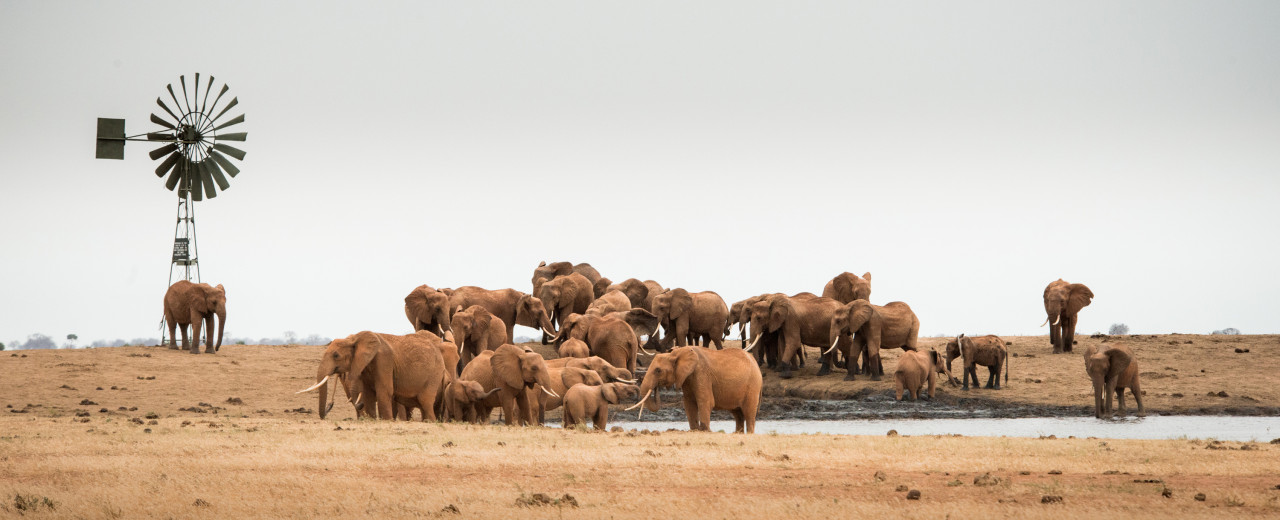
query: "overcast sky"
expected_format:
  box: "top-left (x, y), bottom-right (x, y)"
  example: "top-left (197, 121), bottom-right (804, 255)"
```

top-left (2, 1), bottom-right (1278, 345)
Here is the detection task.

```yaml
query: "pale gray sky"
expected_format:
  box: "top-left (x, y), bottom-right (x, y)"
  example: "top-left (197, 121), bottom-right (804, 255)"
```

top-left (2, 1), bottom-right (1278, 345)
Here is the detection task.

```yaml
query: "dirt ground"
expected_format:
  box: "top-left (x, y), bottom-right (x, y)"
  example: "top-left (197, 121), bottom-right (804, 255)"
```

top-left (0, 338), bottom-right (1278, 518)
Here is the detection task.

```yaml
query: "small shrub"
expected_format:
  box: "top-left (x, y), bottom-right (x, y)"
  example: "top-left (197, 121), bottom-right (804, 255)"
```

top-left (1108, 323), bottom-right (1130, 335)
top-left (1211, 328), bottom-right (1240, 335)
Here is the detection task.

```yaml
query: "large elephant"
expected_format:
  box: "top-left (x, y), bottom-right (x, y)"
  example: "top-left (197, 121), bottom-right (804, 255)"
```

top-left (629, 346), bottom-right (762, 433)
top-left (446, 286), bottom-right (557, 343)
top-left (728, 293), bottom-right (781, 366)
top-left (163, 280), bottom-right (226, 354)
top-left (894, 348), bottom-right (945, 401)
top-left (528, 365), bottom-right (604, 425)
top-left (300, 331), bottom-right (448, 421)
top-left (822, 271), bottom-right (872, 303)
top-left (404, 285), bottom-right (451, 336)
top-left (585, 290), bottom-right (632, 316)
top-left (449, 305), bottom-right (507, 372)
top-left (441, 379), bottom-right (498, 423)
top-left (545, 355), bottom-right (635, 383)
top-left (556, 313), bottom-right (641, 374)
top-left (1043, 279), bottom-right (1094, 354)
top-left (1084, 343), bottom-right (1143, 419)
top-left (458, 344), bottom-right (557, 426)
top-left (531, 261), bottom-right (604, 297)
top-left (945, 334), bottom-right (1007, 390)
top-left (826, 300), bottom-right (920, 381)
top-left (607, 278), bottom-right (653, 310)
top-left (537, 273), bottom-right (595, 341)
top-left (563, 382), bottom-right (641, 430)
top-left (747, 293), bottom-right (842, 379)
top-left (651, 289), bottom-right (729, 350)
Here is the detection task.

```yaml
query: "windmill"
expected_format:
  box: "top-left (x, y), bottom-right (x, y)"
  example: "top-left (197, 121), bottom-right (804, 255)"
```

top-left (95, 73), bottom-right (247, 342)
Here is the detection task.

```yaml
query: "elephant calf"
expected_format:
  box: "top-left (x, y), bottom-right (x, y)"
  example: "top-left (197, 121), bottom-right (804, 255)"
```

top-left (946, 334), bottom-right (1008, 390)
top-left (894, 349), bottom-right (947, 401)
top-left (562, 382), bottom-right (640, 430)
top-left (1084, 343), bottom-right (1143, 419)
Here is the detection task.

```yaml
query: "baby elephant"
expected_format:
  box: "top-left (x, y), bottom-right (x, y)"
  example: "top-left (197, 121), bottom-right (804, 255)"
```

top-left (894, 349), bottom-right (947, 401)
top-left (562, 382), bottom-right (640, 430)
top-left (947, 334), bottom-right (1008, 390)
top-left (1084, 343), bottom-right (1143, 419)
top-left (442, 379), bottom-right (498, 424)
top-left (558, 338), bottom-right (590, 359)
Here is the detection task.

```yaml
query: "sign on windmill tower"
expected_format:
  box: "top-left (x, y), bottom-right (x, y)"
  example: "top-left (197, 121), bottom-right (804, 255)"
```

top-left (94, 74), bottom-right (247, 342)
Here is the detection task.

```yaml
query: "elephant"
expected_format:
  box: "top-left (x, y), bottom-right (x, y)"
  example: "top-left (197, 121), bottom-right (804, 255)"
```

top-left (528, 365), bottom-right (605, 425)
top-left (563, 382), bottom-right (641, 430)
top-left (438, 331), bottom-right (462, 381)
top-left (1084, 343), bottom-right (1143, 419)
top-left (458, 344), bottom-right (557, 426)
top-left (728, 293), bottom-right (782, 366)
top-left (441, 379), bottom-right (499, 423)
top-left (449, 305), bottom-right (507, 372)
top-left (607, 278), bottom-right (654, 310)
top-left (545, 355), bottom-right (635, 383)
top-left (1043, 279), bottom-right (1094, 354)
top-left (585, 290), bottom-right (632, 316)
top-left (162, 280), bottom-right (226, 354)
top-left (555, 313), bottom-right (641, 374)
top-left (895, 348), bottom-right (946, 401)
top-left (531, 261), bottom-right (604, 297)
top-left (596, 308), bottom-right (660, 355)
top-left (445, 286), bottom-right (557, 343)
top-left (746, 293), bottom-right (842, 379)
top-left (629, 346), bottom-right (762, 433)
top-left (822, 271), bottom-right (872, 304)
top-left (945, 334), bottom-right (1008, 390)
top-left (593, 277), bottom-right (614, 300)
top-left (825, 299), bottom-right (920, 381)
top-left (404, 285), bottom-right (451, 336)
top-left (558, 338), bottom-right (590, 358)
top-left (537, 273), bottom-right (595, 343)
top-left (651, 288), bottom-right (729, 350)
top-left (300, 331), bottom-right (448, 421)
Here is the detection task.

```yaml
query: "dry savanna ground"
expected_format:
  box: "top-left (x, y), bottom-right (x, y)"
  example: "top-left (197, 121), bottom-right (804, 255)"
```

top-left (0, 335), bottom-right (1277, 518)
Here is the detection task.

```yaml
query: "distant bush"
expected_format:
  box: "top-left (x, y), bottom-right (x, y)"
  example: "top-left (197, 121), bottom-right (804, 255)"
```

top-left (0, 341), bottom-right (5, 351)
top-left (1108, 323), bottom-right (1130, 335)
top-left (1211, 328), bottom-right (1240, 335)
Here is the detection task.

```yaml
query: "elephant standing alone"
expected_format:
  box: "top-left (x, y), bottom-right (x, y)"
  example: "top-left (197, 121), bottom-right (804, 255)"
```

top-left (1043, 279), bottom-right (1093, 354)
top-left (163, 280), bottom-right (227, 354)
top-left (630, 346), bottom-right (762, 433)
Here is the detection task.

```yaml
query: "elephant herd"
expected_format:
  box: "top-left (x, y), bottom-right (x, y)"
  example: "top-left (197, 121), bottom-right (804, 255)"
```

top-left (164, 260), bottom-right (1137, 431)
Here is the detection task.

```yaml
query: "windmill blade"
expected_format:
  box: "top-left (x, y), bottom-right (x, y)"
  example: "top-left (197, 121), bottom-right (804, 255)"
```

top-left (164, 164), bottom-right (183, 190)
top-left (150, 114), bottom-right (176, 130)
top-left (166, 84), bottom-right (184, 118)
top-left (212, 98), bottom-right (238, 123)
top-left (193, 74), bottom-right (200, 114)
top-left (212, 114), bottom-right (244, 131)
top-left (179, 75), bottom-right (191, 114)
top-left (207, 159), bottom-right (231, 191)
top-left (200, 75), bottom-right (215, 115)
top-left (189, 162), bottom-right (205, 201)
top-left (149, 143), bottom-right (178, 161)
top-left (155, 151), bottom-right (182, 178)
top-left (146, 132), bottom-right (175, 141)
top-left (156, 98), bottom-right (181, 123)
top-left (213, 143), bottom-right (246, 161)
top-left (217, 132), bottom-right (247, 142)
top-left (209, 149), bottom-right (240, 177)
top-left (206, 84), bottom-right (229, 119)
top-left (199, 160), bottom-right (218, 199)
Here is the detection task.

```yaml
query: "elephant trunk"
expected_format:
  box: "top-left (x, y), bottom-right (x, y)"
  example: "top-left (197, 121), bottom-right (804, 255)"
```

top-left (214, 309), bottom-right (226, 351)
top-left (436, 308), bottom-right (451, 336)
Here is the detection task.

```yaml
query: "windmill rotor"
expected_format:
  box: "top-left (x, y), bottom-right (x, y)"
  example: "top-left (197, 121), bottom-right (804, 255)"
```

top-left (145, 74), bottom-right (248, 201)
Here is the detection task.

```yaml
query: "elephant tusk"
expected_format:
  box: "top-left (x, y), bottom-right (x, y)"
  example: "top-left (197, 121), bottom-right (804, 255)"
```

top-left (541, 386), bottom-right (559, 398)
top-left (824, 337), bottom-right (841, 355)
top-left (457, 339), bottom-right (465, 354)
top-left (617, 378), bottom-right (637, 384)
top-left (296, 374), bottom-right (329, 394)
top-left (354, 392), bottom-right (362, 405)
top-left (1052, 315), bottom-right (1060, 326)
top-left (1039, 316), bottom-right (1049, 327)
top-left (638, 345), bottom-right (655, 356)
top-left (744, 335), bottom-right (760, 352)
top-left (624, 390), bottom-right (652, 411)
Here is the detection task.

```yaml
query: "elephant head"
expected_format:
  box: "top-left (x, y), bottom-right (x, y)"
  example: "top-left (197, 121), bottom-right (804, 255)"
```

top-left (442, 379), bottom-right (498, 422)
top-left (745, 294), bottom-right (794, 351)
top-left (450, 305), bottom-right (495, 363)
top-left (515, 294), bottom-right (558, 337)
top-left (632, 347), bottom-right (702, 413)
top-left (943, 338), bottom-right (962, 380)
top-left (538, 276), bottom-right (586, 332)
top-left (404, 285), bottom-right (451, 336)
top-left (651, 288), bottom-right (693, 324)
top-left (600, 382), bottom-right (641, 405)
top-left (560, 366), bottom-right (605, 388)
top-left (567, 356), bottom-right (635, 383)
top-left (929, 347), bottom-right (954, 384)
top-left (491, 344), bottom-right (556, 398)
top-left (531, 261), bottom-right (574, 295)
top-left (1084, 344), bottom-right (1133, 419)
top-left (593, 277), bottom-right (613, 299)
top-left (826, 299), bottom-right (877, 354)
top-left (608, 278), bottom-right (651, 309)
top-left (556, 313), bottom-right (593, 342)
top-left (826, 272), bottom-right (872, 304)
top-left (303, 331), bottom-right (391, 419)
top-left (190, 283), bottom-right (227, 352)
top-left (1042, 280), bottom-right (1093, 326)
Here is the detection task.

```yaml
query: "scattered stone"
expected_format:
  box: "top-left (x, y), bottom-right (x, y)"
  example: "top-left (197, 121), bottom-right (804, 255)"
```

top-left (906, 489), bottom-right (921, 500)
top-left (946, 479), bottom-right (963, 487)
top-left (148, 420), bottom-right (158, 425)
top-left (1162, 488), bottom-right (1173, 498)
top-left (1217, 391), bottom-right (1229, 398)
top-left (610, 426), bottom-right (623, 433)
top-left (873, 471), bottom-right (887, 482)
top-left (1194, 493), bottom-right (1206, 502)
top-left (1234, 348), bottom-right (1246, 353)
top-left (1171, 393), bottom-right (1184, 398)
top-left (1134, 478), bottom-right (1163, 483)
top-left (118, 407), bottom-right (128, 411)
top-left (59, 384), bottom-right (76, 390)
top-left (442, 441), bottom-right (455, 448)
top-left (440, 504), bottom-right (460, 514)
top-left (1048, 470), bottom-right (1062, 475)
top-left (193, 498), bottom-right (210, 507)
top-left (111, 386), bottom-right (118, 390)
top-left (1019, 471), bottom-right (1031, 475)
top-left (75, 410), bottom-right (90, 417)
top-left (182, 420), bottom-right (192, 426)
top-left (333, 426), bottom-right (342, 431)
top-left (145, 412), bottom-right (159, 419)
top-left (1041, 495), bottom-right (1063, 504)
top-left (285, 407), bottom-right (312, 414)
top-left (99, 408), bottom-right (107, 413)
top-left (74, 417), bottom-right (90, 423)
top-left (973, 473), bottom-right (1002, 486)
top-left (225, 397), bottom-right (244, 405)
top-left (79, 399), bottom-right (97, 405)
top-left (886, 429), bottom-right (899, 437)
top-left (96, 387), bottom-right (103, 390)
top-left (129, 406), bottom-right (138, 411)
top-left (143, 428), bottom-right (152, 433)
top-left (1103, 470), bottom-right (1120, 475)
top-left (130, 418), bottom-right (144, 424)
top-left (516, 493), bottom-right (578, 508)
top-left (895, 484), bottom-right (908, 492)
top-left (497, 441), bottom-right (506, 446)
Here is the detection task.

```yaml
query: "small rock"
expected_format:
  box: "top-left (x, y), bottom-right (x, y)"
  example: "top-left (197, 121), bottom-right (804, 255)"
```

top-left (96, 387), bottom-right (103, 390)
top-left (99, 408), bottom-right (108, 413)
top-left (145, 412), bottom-right (159, 419)
top-left (148, 420), bottom-right (158, 425)
top-left (1234, 348), bottom-right (1245, 353)
top-left (79, 399), bottom-right (97, 405)
top-left (1041, 495), bottom-right (1063, 504)
top-left (130, 418), bottom-right (144, 424)
top-left (1048, 470), bottom-right (1062, 475)
top-left (973, 473), bottom-right (1002, 486)
top-left (1019, 471), bottom-right (1031, 475)
top-left (1171, 393), bottom-right (1183, 398)
top-left (1133, 479), bottom-right (1163, 484)
top-left (610, 426), bottom-right (623, 432)
top-left (59, 384), bottom-right (76, 390)
top-left (873, 471), bottom-right (887, 482)
top-left (906, 489), bottom-right (921, 500)
top-left (442, 441), bottom-right (455, 448)
top-left (1103, 470), bottom-right (1120, 475)
top-left (1162, 488), bottom-right (1173, 498)
top-left (143, 428), bottom-right (151, 433)
top-left (886, 430), bottom-right (899, 437)
top-left (895, 484), bottom-right (908, 492)
top-left (1194, 493), bottom-right (1206, 502)
top-left (946, 479), bottom-right (963, 487)
top-left (193, 498), bottom-right (209, 507)
top-left (1217, 391), bottom-right (1229, 398)
top-left (75, 410), bottom-right (90, 417)
top-left (225, 397), bottom-right (244, 405)
top-left (440, 504), bottom-right (460, 514)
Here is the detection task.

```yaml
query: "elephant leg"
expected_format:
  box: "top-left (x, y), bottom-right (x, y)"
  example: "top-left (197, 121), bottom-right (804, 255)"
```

top-left (1063, 316), bottom-right (1076, 353)
top-left (682, 393), bottom-right (699, 430)
top-left (1050, 321), bottom-right (1062, 353)
top-left (179, 324), bottom-right (190, 351)
top-left (817, 349), bottom-right (833, 376)
top-left (1132, 382), bottom-right (1145, 416)
top-left (962, 365), bottom-right (972, 391)
top-left (515, 391), bottom-right (532, 426)
top-left (167, 320), bottom-right (179, 349)
top-left (594, 407), bottom-right (607, 431)
top-left (985, 367), bottom-right (995, 389)
top-left (731, 409), bottom-right (745, 434)
top-left (1116, 388), bottom-right (1126, 414)
top-left (189, 315), bottom-right (203, 354)
top-left (698, 400), bottom-right (712, 432)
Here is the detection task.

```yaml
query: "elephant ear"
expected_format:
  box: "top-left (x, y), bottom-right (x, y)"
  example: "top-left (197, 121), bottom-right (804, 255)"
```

top-left (622, 308), bottom-right (660, 336)
top-left (767, 296), bottom-right (791, 331)
top-left (601, 383), bottom-right (620, 404)
top-left (549, 261), bottom-right (574, 277)
top-left (832, 273), bottom-right (854, 301)
top-left (184, 284), bottom-right (208, 313)
top-left (593, 277), bottom-right (613, 298)
top-left (349, 331), bottom-right (387, 380)
top-left (490, 344), bottom-right (525, 391)
top-left (846, 301), bottom-right (875, 332)
top-left (1067, 284), bottom-right (1094, 314)
top-left (673, 347), bottom-right (699, 388)
top-left (1104, 346), bottom-right (1132, 384)
top-left (667, 289), bottom-right (691, 319)
top-left (473, 309), bottom-right (492, 336)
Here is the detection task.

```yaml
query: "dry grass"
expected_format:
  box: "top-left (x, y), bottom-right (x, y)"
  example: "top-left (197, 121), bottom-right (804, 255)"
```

top-left (1, 338), bottom-right (1278, 518)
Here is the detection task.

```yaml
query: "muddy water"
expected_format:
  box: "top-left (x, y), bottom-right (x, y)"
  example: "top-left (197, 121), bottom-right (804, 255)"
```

top-left (607, 416), bottom-right (1280, 441)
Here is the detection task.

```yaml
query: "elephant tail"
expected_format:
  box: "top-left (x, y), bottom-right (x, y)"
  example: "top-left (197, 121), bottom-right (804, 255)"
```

top-left (1005, 350), bottom-right (1009, 384)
